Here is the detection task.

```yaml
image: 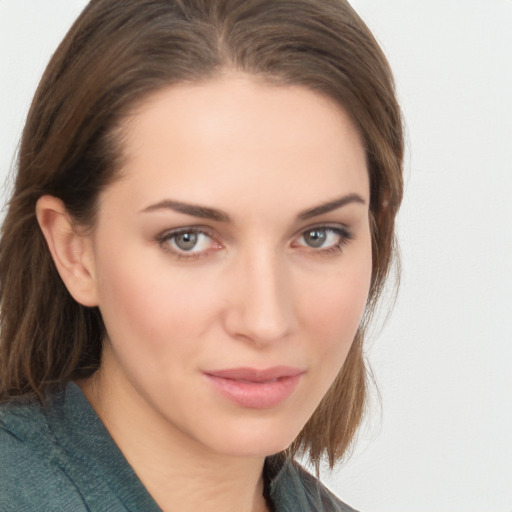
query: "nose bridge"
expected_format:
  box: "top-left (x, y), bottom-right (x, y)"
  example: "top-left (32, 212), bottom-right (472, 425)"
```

top-left (226, 241), bottom-right (293, 344)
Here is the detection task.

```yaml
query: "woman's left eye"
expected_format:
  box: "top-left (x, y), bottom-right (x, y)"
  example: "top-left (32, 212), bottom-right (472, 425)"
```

top-left (294, 226), bottom-right (353, 253)
top-left (158, 228), bottom-right (219, 257)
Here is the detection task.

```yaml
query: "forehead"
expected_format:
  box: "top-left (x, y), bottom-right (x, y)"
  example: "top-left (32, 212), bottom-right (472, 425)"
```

top-left (105, 75), bottom-right (369, 214)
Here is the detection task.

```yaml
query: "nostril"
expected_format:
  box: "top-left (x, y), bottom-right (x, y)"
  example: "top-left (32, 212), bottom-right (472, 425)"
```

top-left (223, 284), bottom-right (293, 344)
top-left (220, 249), bottom-right (295, 344)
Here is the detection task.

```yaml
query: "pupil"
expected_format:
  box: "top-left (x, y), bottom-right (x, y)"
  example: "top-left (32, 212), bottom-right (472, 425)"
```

top-left (175, 232), bottom-right (198, 251)
top-left (305, 229), bottom-right (326, 248)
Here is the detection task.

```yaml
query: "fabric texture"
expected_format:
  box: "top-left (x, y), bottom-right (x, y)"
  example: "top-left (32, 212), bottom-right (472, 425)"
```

top-left (0, 383), bottom-right (358, 511)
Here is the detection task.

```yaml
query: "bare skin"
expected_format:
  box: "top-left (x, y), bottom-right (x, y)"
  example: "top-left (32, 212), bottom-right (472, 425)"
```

top-left (38, 73), bottom-right (371, 511)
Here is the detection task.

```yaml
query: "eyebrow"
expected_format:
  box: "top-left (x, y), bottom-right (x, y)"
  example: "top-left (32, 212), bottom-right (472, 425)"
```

top-left (141, 200), bottom-right (230, 222)
top-left (297, 193), bottom-right (366, 221)
top-left (140, 193), bottom-right (366, 222)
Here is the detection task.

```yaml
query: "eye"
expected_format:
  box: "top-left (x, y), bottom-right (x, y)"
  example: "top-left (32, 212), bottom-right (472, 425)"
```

top-left (157, 228), bottom-right (220, 257)
top-left (302, 228), bottom-right (331, 248)
top-left (293, 226), bottom-right (353, 253)
top-left (173, 231), bottom-right (202, 251)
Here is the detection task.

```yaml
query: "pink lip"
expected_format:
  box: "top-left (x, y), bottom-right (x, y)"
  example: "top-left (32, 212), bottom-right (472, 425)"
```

top-left (204, 366), bottom-right (304, 409)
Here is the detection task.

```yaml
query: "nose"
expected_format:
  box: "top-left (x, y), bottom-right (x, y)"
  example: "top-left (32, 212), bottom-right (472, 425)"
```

top-left (222, 246), bottom-right (295, 346)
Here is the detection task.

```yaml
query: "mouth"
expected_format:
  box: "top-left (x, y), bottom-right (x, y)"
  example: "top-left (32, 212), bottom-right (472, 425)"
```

top-left (203, 366), bottom-right (305, 409)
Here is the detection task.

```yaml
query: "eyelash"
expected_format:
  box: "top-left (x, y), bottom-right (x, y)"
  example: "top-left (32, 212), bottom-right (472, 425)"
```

top-left (156, 225), bottom-right (354, 260)
top-left (293, 226), bottom-right (353, 256)
top-left (156, 227), bottom-right (220, 260)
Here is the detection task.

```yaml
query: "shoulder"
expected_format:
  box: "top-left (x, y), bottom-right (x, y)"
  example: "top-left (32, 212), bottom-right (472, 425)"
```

top-left (267, 455), bottom-right (360, 512)
top-left (0, 398), bottom-right (52, 475)
top-left (0, 398), bottom-right (88, 511)
top-left (1, 384), bottom-right (158, 511)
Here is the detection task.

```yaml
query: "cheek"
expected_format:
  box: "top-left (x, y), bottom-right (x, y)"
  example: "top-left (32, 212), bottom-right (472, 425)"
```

top-left (94, 248), bottom-right (218, 350)
top-left (296, 264), bottom-right (371, 403)
top-left (285, 257), bottom-right (371, 426)
top-left (299, 259), bottom-right (372, 361)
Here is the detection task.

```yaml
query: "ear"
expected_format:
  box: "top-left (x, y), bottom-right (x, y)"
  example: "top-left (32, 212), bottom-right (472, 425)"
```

top-left (36, 195), bottom-right (99, 307)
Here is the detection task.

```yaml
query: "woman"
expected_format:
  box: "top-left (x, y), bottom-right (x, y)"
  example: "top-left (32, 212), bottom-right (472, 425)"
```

top-left (0, 0), bottom-right (403, 510)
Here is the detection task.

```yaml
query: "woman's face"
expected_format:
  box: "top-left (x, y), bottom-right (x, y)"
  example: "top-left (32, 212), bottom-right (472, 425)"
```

top-left (84, 75), bottom-right (372, 457)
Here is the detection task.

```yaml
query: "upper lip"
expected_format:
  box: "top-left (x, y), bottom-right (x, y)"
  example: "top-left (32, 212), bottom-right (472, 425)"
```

top-left (204, 366), bottom-right (304, 383)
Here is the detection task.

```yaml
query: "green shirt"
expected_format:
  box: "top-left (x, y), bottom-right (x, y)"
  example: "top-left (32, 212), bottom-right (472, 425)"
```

top-left (0, 383), bottom-right (358, 511)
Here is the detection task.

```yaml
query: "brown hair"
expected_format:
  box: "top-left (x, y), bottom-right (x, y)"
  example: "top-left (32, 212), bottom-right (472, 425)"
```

top-left (0, 0), bottom-right (403, 467)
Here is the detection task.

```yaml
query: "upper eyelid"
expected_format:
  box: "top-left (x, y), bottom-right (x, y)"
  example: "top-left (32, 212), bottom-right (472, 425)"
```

top-left (298, 226), bottom-right (350, 238)
top-left (293, 223), bottom-right (352, 240)
top-left (158, 225), bottom-right (215, 239)
top-left (298, 220), bottom-right (351, 231)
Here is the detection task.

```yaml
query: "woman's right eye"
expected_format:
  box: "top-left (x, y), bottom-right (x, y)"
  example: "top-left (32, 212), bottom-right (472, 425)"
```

top-left (157, 228), bottom-right (221, 258)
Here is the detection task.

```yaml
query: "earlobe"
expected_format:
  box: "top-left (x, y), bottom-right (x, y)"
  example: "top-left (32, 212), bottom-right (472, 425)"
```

top-left (36, 195), bottom-right (99, 307)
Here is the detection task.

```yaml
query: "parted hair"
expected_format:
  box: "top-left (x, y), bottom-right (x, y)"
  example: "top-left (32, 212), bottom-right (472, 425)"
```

top-left (0, 0), bottom-right (403, 467)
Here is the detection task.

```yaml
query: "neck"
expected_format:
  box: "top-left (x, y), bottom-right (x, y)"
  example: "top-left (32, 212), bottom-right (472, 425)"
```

top-left (78, 369), bottom-right (270, 512)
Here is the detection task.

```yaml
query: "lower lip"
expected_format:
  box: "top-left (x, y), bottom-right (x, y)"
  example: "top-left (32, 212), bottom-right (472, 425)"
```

top-left (204, 373), bottom-right (303, 409)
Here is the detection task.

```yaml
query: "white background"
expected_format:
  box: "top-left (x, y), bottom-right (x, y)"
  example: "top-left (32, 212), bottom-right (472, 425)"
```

top-left (1, 2), bottom-right (511, 511)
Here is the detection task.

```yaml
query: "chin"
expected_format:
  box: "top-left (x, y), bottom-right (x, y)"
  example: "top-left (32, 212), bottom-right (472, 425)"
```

top-left (200, 416), bottom-right (306, 459)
